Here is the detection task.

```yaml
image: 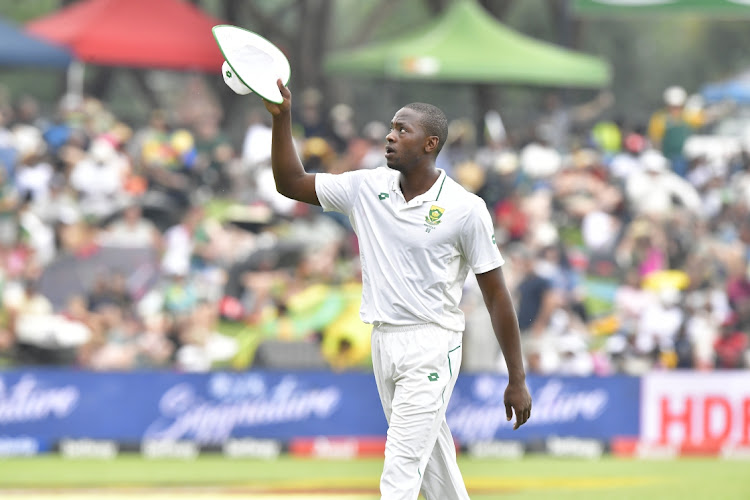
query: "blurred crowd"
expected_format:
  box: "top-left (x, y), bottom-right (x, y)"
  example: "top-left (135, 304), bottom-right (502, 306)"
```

top-left (0, 80), bottom-right (748, 376)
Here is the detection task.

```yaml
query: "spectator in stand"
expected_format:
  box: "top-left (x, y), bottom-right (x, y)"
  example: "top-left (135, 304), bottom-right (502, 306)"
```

top-left (296, 87), bottom-right (328, 139)
top-left (648, 87), bottom-right (732, 178)
top-left (0, 167), bottom-right (19, 248)
top-left (13, 125), bottom-right (52, 204)
top-left (509, 244), bottom-right (558, 339)
top-left (714, 314), bottom-right (748, 369)
top-left (615, 218), bottom-right (669, 278)
top-left (648, 86), bottom-right (694, 177)
top-left (241, 108), bottom-right (273, 171)
top-left (69, 135), bottom-right (129, 219)
top-left (0, 109), bottom-right (17, 178)
top-left (328, 103), bottom-right (357, 153)
top-left (609, 131), bottom-right (647, 181)
top-left (672, 319), bottom-right (695, 369)
top-left (16, 193), bottom-right (56, 266)
top-left (625, 149), bottom-right (702, 220)
top-left (136, 312), bottom-right (175, 368)
top-left (161, 205), bottom-right (207, 278)
top-left (100, 200), bottom-right (162, 250)
top-left (634, 287), bottom-right (684, 360)
top-left (358, 121), bottom-right (390, 170)
top-left (534, 90), bottom-right (614, 153)
top-left (175, 300), bottom-right (238, 372)
top-left (192, 115), bottom-right (234, 194)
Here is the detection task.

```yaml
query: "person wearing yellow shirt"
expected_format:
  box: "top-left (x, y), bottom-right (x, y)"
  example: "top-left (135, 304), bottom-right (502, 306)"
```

top-left (647, 86), bottom-right (697, 178)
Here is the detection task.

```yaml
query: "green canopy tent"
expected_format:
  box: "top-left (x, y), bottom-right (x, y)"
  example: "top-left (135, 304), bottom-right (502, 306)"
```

top-left (573, 0), bottom-right (750, 18)
top-left (325, 0), bottom-right (611, 88)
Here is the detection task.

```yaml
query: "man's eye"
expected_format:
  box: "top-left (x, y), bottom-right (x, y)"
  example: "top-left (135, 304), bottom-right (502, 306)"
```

top-left (400, 128), bottom-right (406, 133)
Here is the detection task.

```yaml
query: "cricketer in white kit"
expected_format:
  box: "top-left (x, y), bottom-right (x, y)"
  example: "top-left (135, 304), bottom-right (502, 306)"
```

top-left (262, 79), bottom-right (532, 500)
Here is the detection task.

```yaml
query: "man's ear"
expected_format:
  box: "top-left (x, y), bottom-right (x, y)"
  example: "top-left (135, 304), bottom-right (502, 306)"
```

top-left (424, 136), bottom-right (440, 154)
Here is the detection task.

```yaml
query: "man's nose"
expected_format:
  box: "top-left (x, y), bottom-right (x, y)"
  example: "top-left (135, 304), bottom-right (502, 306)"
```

top-left (386, 130), bottom-right (396, 142)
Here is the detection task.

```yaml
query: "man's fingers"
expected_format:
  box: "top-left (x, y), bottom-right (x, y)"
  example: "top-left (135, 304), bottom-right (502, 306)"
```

top-left (505, 402), bottom-right (512, 422)
top-left (277, 79), bottom-right (290, 97)
top-left (512, 405), bottom-right (531, 430)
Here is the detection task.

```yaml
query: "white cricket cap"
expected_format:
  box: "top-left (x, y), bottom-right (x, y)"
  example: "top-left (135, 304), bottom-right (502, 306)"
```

top-left (213, 25), bottom-right (290, 103)
top-left (663, 85), bottom-right (687, 107)
top-left (222, 61), bottom-right (252, 95)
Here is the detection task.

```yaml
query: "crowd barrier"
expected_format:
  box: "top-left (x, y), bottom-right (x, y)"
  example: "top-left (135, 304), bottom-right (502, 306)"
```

top-left (0, 369), bottom-right (748, 459)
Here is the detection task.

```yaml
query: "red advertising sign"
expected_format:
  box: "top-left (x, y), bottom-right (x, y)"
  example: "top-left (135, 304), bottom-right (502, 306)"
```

top-left (641, 372), bottom-right (750, 450)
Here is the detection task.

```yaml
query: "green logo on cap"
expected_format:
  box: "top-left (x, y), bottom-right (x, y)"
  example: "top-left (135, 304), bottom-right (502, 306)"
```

top-left (226, 70), bottom-right (232, 78)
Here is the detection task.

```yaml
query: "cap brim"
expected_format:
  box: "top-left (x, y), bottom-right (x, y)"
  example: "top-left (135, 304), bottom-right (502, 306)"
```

top-left (212, 25), bottom-right (291, 104)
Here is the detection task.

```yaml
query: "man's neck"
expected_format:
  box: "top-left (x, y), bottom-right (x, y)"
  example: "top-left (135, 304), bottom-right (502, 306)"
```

top-left (399, 164), bottom-right (440, 202)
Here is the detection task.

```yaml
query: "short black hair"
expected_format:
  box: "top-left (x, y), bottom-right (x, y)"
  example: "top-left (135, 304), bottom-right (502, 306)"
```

top-left (404, 102), bottom-right (448, 156)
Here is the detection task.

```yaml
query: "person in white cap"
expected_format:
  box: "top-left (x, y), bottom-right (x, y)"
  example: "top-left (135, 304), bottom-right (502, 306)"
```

top-left (647, 85), bottom-right (696, 177)
top-left (263, 79), bottom-right (531, 500)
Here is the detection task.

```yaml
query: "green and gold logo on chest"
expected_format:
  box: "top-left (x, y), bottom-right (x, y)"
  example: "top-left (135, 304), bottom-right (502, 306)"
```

top-left (425, 205), bottom-right (445, 225)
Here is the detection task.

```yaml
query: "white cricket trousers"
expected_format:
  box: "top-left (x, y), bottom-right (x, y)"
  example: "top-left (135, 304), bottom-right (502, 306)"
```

top-left (371, 322), bottom-right (470, 500)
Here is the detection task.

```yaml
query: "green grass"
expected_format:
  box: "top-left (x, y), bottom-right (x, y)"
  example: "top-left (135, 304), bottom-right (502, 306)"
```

top-left (0, 455), bottom-right (749, 499)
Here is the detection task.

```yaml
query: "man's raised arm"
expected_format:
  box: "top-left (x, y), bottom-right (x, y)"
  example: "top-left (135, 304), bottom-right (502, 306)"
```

top-left (263, 79), bottom-right (320, 206)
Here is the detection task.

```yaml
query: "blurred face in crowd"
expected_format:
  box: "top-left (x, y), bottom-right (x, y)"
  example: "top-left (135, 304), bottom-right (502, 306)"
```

top-left (623, 269), bottom-right (641, 288)
top-left (150, 110), bottom-right (167, 131)
top-left (196, 119), bottom-right (218, 139)
top-left (16, 95), bottom-right (39, 123)
top-left (123, 205), bottom-right (142, 224)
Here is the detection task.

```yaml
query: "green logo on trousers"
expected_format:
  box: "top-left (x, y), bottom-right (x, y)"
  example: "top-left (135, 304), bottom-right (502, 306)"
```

top-left (428, 373), bottom-right (439, 382)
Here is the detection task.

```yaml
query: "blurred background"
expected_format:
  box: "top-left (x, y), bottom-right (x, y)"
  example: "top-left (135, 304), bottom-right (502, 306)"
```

top-left (0, 0), bottom-right (750, 497)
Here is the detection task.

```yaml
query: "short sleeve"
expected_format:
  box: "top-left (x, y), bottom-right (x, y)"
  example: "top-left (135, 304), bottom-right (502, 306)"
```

top-left (315, 170), bottom-right (369, 215)
top-left (459, 199), bottom-right (504, 274)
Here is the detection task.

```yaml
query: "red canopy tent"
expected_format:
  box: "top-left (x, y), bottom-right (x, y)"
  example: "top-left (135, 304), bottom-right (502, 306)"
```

top-left (27, 0), bottom-right (224, 73)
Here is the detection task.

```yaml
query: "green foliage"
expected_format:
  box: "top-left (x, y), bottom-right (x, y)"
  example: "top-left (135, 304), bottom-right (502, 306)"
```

top-left (0, 0), bottom-right (59, 23)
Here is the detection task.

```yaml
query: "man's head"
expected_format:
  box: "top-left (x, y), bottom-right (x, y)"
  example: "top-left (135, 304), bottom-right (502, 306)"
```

top-left (403, 102), bottom-right (448, 155)
top-left (385, 103), bottom-right (447, 171)
top-left (663, 85), bottom-right (687, 117)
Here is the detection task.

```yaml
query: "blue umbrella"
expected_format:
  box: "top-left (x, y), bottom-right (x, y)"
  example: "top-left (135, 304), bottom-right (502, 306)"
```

top-left (0, 16), bottom-right (72, 68)
top-left (702, 70), bottom-right (750, 104)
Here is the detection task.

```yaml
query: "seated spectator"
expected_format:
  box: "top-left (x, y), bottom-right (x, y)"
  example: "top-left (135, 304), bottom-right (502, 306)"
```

top-left (69, 136), bottom-right (129, 219)
top-left (714, 314), bottom-right (748, 369)
top-left (625, 150), bottom-right (701, 219)
top-left (100, 201), bottom-right (162, 250)
top-left (175, 301), bottom-right (238, 372)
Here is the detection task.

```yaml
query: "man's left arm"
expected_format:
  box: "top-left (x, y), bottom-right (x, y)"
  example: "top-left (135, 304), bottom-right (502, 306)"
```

top-left (476, 267), bottom-right (532, 430)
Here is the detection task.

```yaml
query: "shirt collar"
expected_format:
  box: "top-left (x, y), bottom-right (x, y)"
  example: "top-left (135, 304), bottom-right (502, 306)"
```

top-left (389, 168), bottom-right (447, 203)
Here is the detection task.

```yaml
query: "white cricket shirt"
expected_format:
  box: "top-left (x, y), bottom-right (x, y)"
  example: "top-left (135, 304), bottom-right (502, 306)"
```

top-left (316, 167), bottom-right (504, 332)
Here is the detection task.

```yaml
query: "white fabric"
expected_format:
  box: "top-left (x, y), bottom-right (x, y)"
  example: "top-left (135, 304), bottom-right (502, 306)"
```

top-left (16, 162), bottom-right (53, 201)
top-left (102, 219), bottom-right (157, 248)
top-left (582, 210), bottom-right (618, 252)
top-left (371, 323), bottom-right (469, 500)
top-left (161, 224), bottom-right (193, 276)
top-left (213, 25), bottom-right (290, 103)
top-left (15, 314), bottom-right (91, 348)
top-left (635, 303), bottom-right (684, 352)
top-left (625, 169), bottom-right (702, 218)
top-left (242, 123), bottom-right (273, 167)
top-left (609, 153), bottom-right (643, 180)
top-left (316, 167), bottom-right (504, 331)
